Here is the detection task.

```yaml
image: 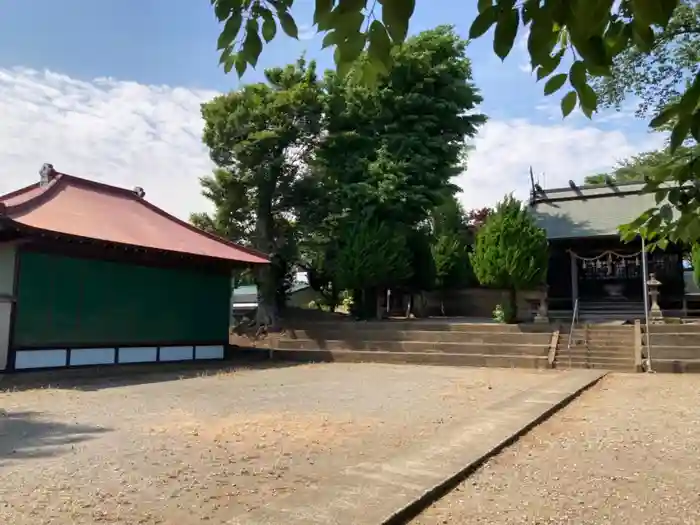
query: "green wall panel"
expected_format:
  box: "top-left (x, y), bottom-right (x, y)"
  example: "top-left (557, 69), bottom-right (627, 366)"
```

top-left (0, 244), bottom-right (16, 296)
top-left (14, 251), bottom-right (231, 347)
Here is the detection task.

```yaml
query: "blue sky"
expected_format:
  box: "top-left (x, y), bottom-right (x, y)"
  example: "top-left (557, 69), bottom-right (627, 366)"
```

top-left (0, 0), bottom-right (665, 218)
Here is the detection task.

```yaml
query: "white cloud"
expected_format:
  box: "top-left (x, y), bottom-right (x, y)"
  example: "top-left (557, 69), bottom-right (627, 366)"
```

top-left (0, 67), bottom-right (217, 219)
top-left (0, 67), bottom-right (664, 221)
top-left (456, 119), bottom-right (665, 211)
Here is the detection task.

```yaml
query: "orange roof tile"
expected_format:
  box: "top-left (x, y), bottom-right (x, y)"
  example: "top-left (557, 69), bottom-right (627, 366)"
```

top-left (0, 172), bottom-right (268, 264)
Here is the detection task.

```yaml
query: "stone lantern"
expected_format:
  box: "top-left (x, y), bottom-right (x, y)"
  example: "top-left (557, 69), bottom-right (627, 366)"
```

top-left (647, 273), bottom-right (663, 322)
top-left (534, 284), bottom-right (550, 324)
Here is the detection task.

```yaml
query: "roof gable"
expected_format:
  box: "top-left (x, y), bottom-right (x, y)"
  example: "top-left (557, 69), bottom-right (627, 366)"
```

top-left (529, 181), bottom-right (669, 239)
top-left (0, 172), bottom-right (268, 264)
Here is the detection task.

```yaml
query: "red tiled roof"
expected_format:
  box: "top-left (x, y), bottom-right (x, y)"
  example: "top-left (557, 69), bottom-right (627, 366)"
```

top-left (0, 172), bottom-right (269, 264)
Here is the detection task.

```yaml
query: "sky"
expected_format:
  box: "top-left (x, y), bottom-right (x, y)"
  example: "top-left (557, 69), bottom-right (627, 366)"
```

top-left (0, 0), bottom-right (667, 220)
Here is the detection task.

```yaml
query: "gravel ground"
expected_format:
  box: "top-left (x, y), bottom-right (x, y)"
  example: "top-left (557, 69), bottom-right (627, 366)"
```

top-left (0, 363), bottom-right (554, 525)
top-left (413, 373), bottom-right (700, 525)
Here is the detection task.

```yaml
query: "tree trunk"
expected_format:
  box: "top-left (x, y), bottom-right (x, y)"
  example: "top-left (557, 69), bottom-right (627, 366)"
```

top-left (253, 192), bottom-right (279, 331)
top-left (507, 287), bottom-right (518, 324)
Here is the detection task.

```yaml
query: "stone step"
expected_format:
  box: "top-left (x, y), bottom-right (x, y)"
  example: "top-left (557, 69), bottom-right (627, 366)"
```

top-left (265, 349), bottom-right (550, 369)
top-left (553, 356), bottom-right (635, 371)
top-left (643, 346), bottom-right (700, 360)
top-left (283, 321), bottom-right (552, 334)
top-left (280, 330), bottom-right (552, 345)
top-left (276, 339), bottom-right (549, 356)
top-left (647, 359), bottom-right (700, 373)
top-left (648, 334), bottom-right (700, 346)
top-left (645, 324), bottom-right (700, 334)
top-left (568, 339), bottom-right (633, 348)
top-left (570, 326), bottom-right (634, 334)
top-left (559, 348), bottom-right (633, 359)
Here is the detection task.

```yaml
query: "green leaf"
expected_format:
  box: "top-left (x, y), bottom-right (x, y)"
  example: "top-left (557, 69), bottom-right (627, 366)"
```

top-left (544, 73), bottom-right (567, 95)
top-left (578, 84), bottom-right (598, 115)
top-left (527, 18), bottom-right (557, 67)
top-left (678, 74), bottom-right (700, 114)
top-left (279, 11), bottom-right (299, 39)
top-left (535, 49), bottom-right (565, 80)
top-left (631, 0), bottom-right (668, 26)
top-left (576, 35), bottom-right (610, 67)
top-left (649, 105), bottom-right (679, 129)
top-left (670, 114), bottom-right (692, 152)
top-left (493, 8), bottom-right (520, 60)
top-left (659, 204), bottom-right (673, 221)
top-left (213, 0), bottom-right (235, 21)
top-left (242, 20), bottom-right (263, 67)
top-left (691, 110), bottom-right (700, 143)
top-left (314, 0), bottom-right (334, 26)
top-left (337, 32), bottom-right (367, 64)
top-left (478, 0), bottom-right (492, 13)
top-left (368, 20), bottom-right (393, 71)
top-left (261, 11), bottom-right (277, 43)
top-left (659, 0), bottom-right (679, 24)
top-left (217, 11), bottom-right (243, 50)
top-left (469, 6), bottom-right (497, 39)
top-left (561, 90), bottom-right (577, 117)
top-left (235, 53), bottom-right (247, 77)
top-left (321, 30), bottom-right (339, 49)
top-left (632, 20), bottom-right (655, 52)
top-left (522, 0), bottom-right (539, 24)
top-left (568, 61), bottom-right (586, 91)
top-left (380, 0), bottom-right (416, 43)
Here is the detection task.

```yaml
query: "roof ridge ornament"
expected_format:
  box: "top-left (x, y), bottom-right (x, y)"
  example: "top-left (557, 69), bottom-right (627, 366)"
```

top-left (39, 163), bottom-right (56, 186)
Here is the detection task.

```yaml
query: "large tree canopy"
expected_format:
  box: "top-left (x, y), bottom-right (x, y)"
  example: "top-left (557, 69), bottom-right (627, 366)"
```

top-left (195, 59), bottom-right (323, 328)
top-left (210, 0), bottom-right (700, 248)
top-left (295, 26), bottom-right (485, 318)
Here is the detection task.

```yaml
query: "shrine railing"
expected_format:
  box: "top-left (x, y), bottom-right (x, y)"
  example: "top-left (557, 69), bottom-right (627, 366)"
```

top-left (566, 298), bottom-right (580, 369)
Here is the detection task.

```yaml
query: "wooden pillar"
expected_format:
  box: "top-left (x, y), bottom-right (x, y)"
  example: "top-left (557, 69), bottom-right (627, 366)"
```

top-left (0, 244), bottom-right (17, 371)
top-left (570, 250), bottom-right (578, 311)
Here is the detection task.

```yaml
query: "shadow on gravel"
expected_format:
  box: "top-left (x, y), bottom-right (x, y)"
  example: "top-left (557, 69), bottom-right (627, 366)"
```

top-left (0, 410), bottom-right (110, 463)
top-left (0, 355), bottom-right (305, 393)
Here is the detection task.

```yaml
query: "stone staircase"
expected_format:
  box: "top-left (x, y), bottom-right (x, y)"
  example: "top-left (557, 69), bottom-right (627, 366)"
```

top-left (643, 324), bottom-right (700, 373)
top-left (262, 320), bottom-right (555, 370)
top-left (551, 301), bottom-right (645, 323)
top-left (554, 324), bottom-right (636, 371)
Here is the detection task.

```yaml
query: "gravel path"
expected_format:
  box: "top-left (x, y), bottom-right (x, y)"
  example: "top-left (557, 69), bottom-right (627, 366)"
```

top-left (413, 373), bottom-right (700, 525)
top-left (0, 363), bottom-right (554, 524)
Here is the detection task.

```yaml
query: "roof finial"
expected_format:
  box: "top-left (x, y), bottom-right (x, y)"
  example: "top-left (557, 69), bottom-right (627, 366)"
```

top-left (39, 163), bottom-right (56, 186)
top-left (133, 186), bottom-right (145, 198)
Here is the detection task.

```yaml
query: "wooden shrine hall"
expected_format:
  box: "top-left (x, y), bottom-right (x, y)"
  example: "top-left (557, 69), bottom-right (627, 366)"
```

top-left (0, 164), bottom-right (268, 372)
top-left (529, 180), bottom-right (686, 321)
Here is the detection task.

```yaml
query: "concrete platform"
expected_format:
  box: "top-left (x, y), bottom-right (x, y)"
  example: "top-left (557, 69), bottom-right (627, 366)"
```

top-left (229, 369), bottom-right (605, 525)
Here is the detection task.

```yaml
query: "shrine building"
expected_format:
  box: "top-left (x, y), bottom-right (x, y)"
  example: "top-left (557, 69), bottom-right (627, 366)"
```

top-left (0, 164), bottom-right (268, 372)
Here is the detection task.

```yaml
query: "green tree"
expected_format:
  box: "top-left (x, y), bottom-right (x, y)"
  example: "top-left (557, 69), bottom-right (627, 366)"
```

top-left (470, 195), bottom-right (548, 323)
top-left (309, 26), bottom-right (485, 230)
top-left (198, 59), bottom-right (322, 328)
top-left (591, 0), bottom-right (700, 118)
top-left (329, 217), bottom-right (413, 319)
top-left (432, 232), bottom-right (468, 316)
top-left (584, 147), bottom-right (699, 185)
top-left (294, 26), bottom-right (485, 315)
top-left (211, 0), bottom-right (700, 246)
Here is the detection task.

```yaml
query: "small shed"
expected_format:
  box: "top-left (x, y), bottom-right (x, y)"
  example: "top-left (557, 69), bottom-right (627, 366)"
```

top-left (0, 165), bottom-right (268, 371)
